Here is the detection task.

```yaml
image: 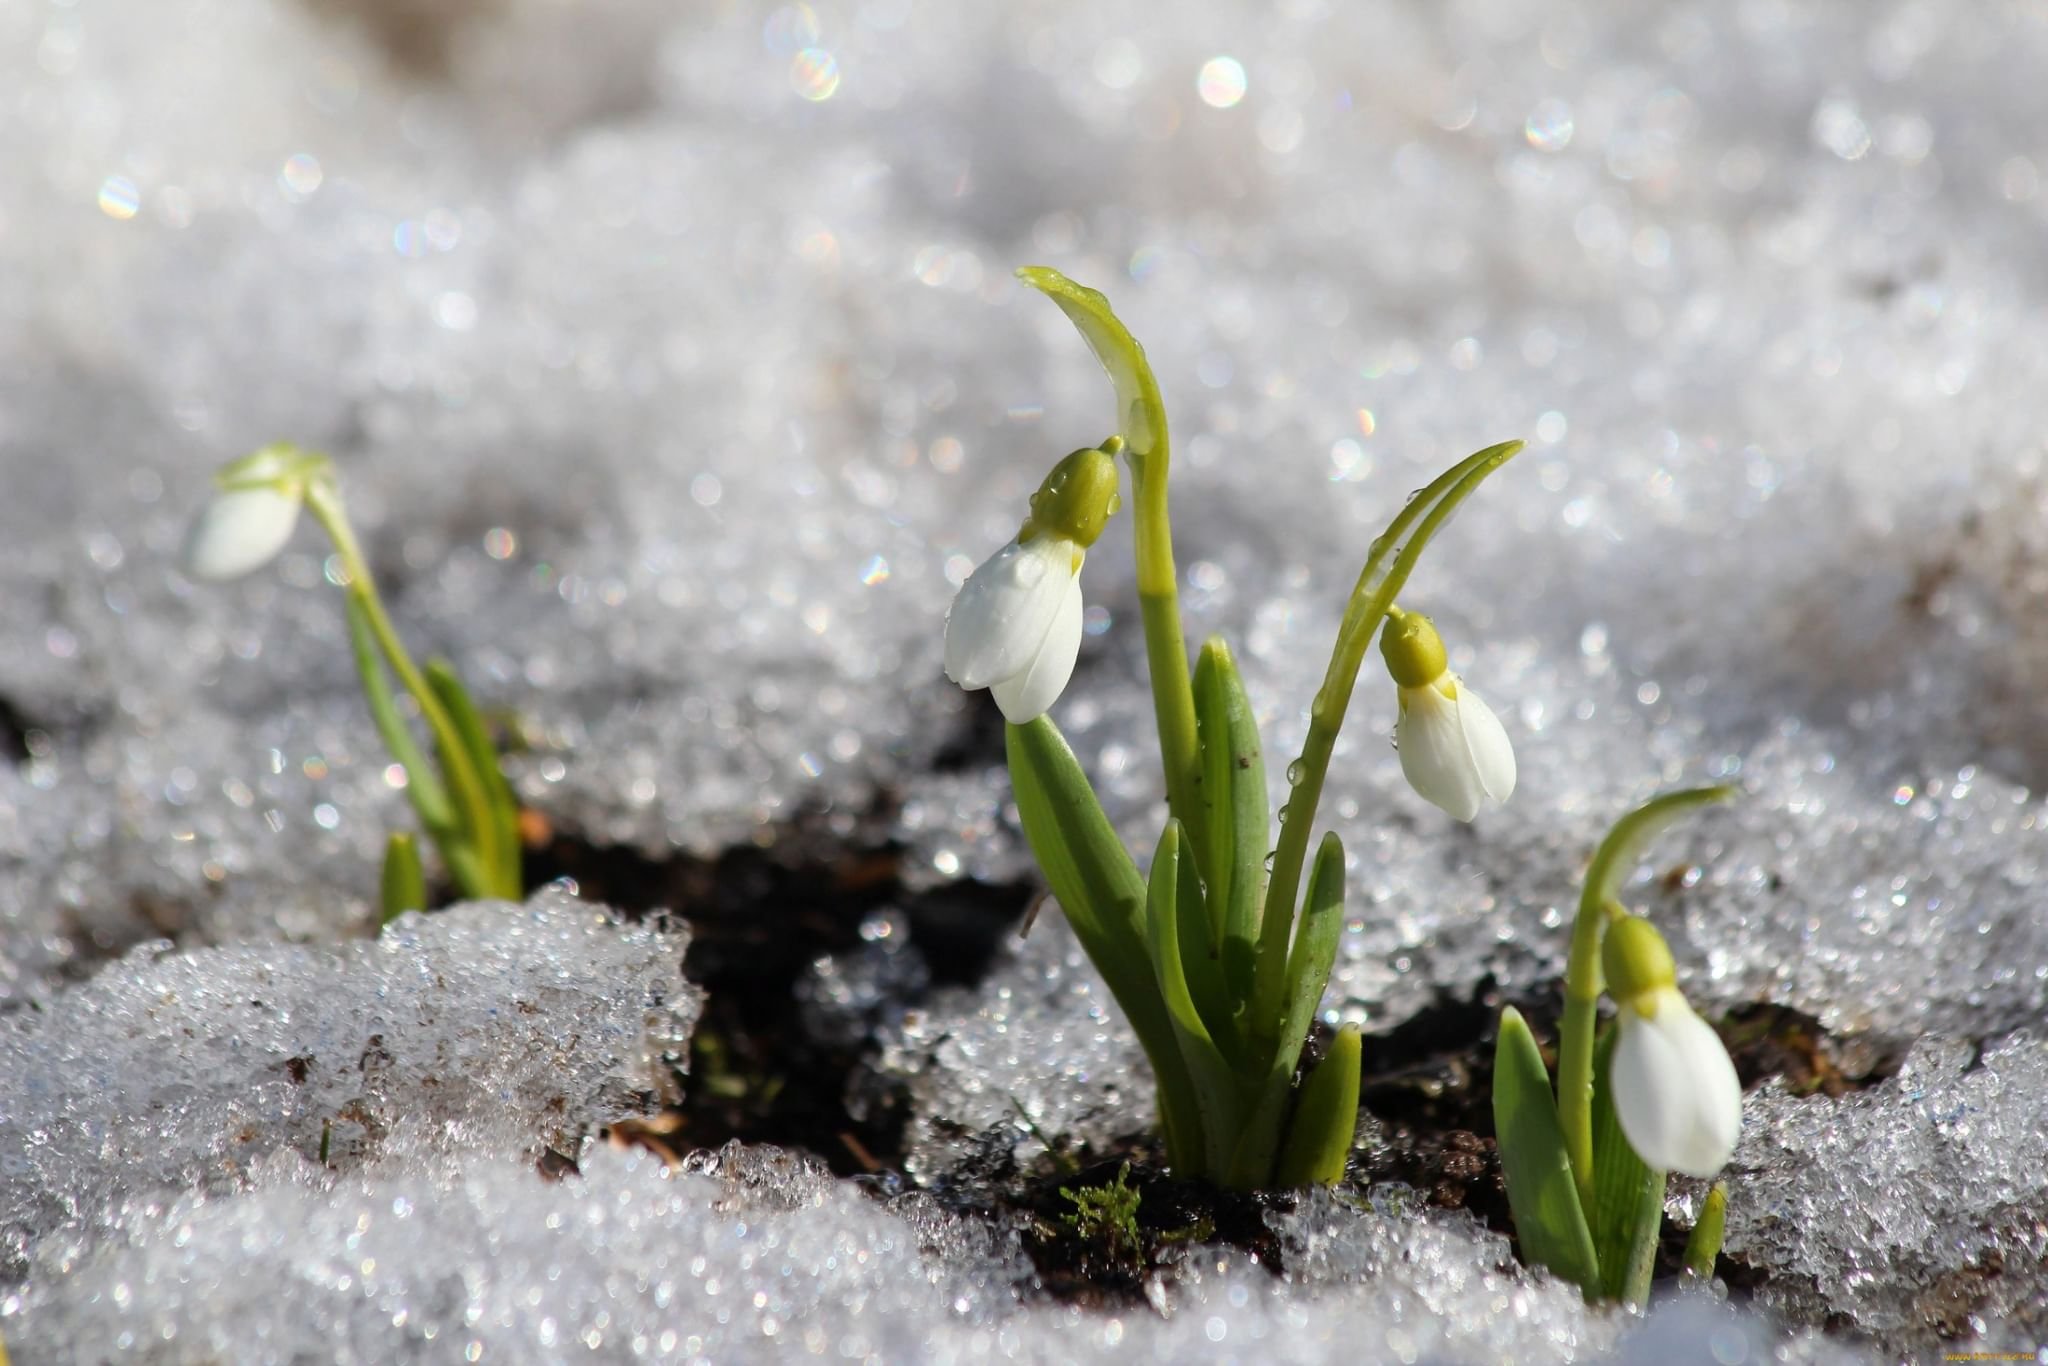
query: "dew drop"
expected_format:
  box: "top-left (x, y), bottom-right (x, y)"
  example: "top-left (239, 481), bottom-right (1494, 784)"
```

top-left (1286, 759), bottom-right (1307, 785)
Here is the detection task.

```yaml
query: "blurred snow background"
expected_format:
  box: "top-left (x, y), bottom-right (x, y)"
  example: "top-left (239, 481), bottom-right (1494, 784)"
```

top-left (3, 0), bottom-right (2047, 1358)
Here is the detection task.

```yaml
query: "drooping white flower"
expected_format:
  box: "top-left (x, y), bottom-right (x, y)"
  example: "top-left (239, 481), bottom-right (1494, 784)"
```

top-left (944, 535), bottom-right (1085, 724)
top-left (182, 445), bottom-right (323, 581)
top-left (1379, 608), bottom-right (1515, 822)
top-left (1603, 913), bottom-right (1743, 1178)
top-left (943, 444), bottom-right (1120, 725)
top-left (1610, 986), bottom-right (1744, 1177)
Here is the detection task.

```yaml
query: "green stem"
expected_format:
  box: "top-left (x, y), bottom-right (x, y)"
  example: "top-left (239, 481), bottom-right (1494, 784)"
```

top-left (1562, 785), bottom-right (1736, 1209)
top-left (1125, 429), bottom-right (1201, 865)
top-left (1684, 1181), bottom-right (1729, 1281)
top-left (305, 480), bottom-right (504, 899)
top-left (1252, 441), bottom-right (1523, 1034)
top-left (1560, 896), bottom-right (1626, 1211)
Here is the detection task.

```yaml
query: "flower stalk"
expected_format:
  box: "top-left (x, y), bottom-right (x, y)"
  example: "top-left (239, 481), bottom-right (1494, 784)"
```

top-left (186, 446), bottom-right (524, 910)
top-left (1496, 785), bottom-right (1741, 1304)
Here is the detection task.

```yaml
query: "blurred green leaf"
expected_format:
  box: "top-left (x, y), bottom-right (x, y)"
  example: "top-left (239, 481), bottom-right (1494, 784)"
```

top-left (379, 831), bottom-right (427, 927)
top-left (1684, 1182), bottom-right (1729, 1283)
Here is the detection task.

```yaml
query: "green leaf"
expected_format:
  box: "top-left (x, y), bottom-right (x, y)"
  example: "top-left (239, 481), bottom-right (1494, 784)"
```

top-left (1227, 832), bottom-right (1347, 1188)
top-left (345, 594), bottom-right (455, 836)
top-left (1005, 717), bottom-right (1202, 1171)
top-left (1493, 1007), bottom-right (1599, 1293)
top-left (426, 659), bottom-right (523, 898)
top-left (1589, 1023), bottom-right (1666, 1304)
top-left (1274, 833), bottom-right (1347, 1076)
top-left (1145, 821), bottom-right (1244, 1176)
top-left (1274, 1024), bottom-right (1361, 1187)
top-left (1172, 813), bottom-right (1238, 1061)
top-left (1193, 637), bottom-right (1268, 1015)
top-left (379, 831), bottom-right (427, 927)
top-left (1015, 266), bottom-right (1169, 471)
top-left (1684, 1182), bottom-right (1728, 1282)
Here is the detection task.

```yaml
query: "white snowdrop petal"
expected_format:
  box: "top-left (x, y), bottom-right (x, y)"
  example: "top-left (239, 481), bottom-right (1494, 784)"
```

top-left (1455, 686), bottom-right (1517, 804)
top-left (1612, 990), bottom-right (1742, 1178)
top-left (990, 572), bottom-right (1083, 723)
top-left (942, 537), bottom-right (1075, 689)
top-left (1395, 683), bottom-right (1487, 822)
top-left (182, 486), bottom-right (304, 581)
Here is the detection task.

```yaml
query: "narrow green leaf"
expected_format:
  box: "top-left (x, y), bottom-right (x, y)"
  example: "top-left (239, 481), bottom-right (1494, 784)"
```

top-left (426, 658), bottom-right (523, 897)
top-left (1226, 832), bottom-right (1346, 1188)
top-left (1589, 1024), bottom-right (1666, 1304)
top-left (1006, 717), bottom-right (1203, 1171)
top-left (1493, 1007), bottom-right (1599, 1293)
top-left (345, 594), bottom-right (455, 835)
top-left (1146, 821), bottom-right (1244, 1177)
top-left (379, 831), bottom-right (427, 927)
top-left (1172, 816), bottom-right (1238, 1062)
top-left (1684, 1182), bottom-right (1728, 1282)
top-left (1015, 267), bottom-right (1168, 469)
top-left (1193, 636), bottom-right (1268, 1012)
top-left (1275, 1024), bottom-right (1361, 1187)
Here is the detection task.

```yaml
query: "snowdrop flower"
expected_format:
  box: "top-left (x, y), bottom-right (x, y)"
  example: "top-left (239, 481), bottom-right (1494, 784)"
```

top-left (182, 444), bottom-right (327, 581)
top-left (945, 443), bottom-right (1120, 723)
top-left (1603, 914), bottom-right (1743, 1177)
top-left (1378, 608), bottom-right (1515, 821)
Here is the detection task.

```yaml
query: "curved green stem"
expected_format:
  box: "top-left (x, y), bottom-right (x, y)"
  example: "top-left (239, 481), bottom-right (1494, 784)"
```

top-left (1559, 896), bottom-right (1626, 1210)
top-left (1557, 785), bottom-right (1736, 1207)
top-left (1251, 441), bottom-right (1523, 1035)
top-left (305, 479), bottom-right (505, 900)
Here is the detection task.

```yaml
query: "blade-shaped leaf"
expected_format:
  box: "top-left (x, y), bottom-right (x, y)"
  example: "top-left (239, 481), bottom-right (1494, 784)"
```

top-left (1226, 832), bottom-right (1347, 1188)
top-left (1193, 636), bottom-right (1268, 1012)
top-left (1173, 817), bottom-right (1238, 1062)
top-left (1493, 1007), bottom-right (1599, 1294)
top-left (345, 594), bottom-right (455, 835)
top-left (1274, 1024), bottom-right (1361, 1187)
top-left (1146, 821), bottom-right (1245, 1176)
top-left (1015, 267), bottom-right (1168, 469)
top-left (1589, 1023), bottom-right (1666, 1304)
top-left (379, 831), bottom-right (427, 927)
top-left (426, 658), bottom-right (523, 897)
top-left (1006, 717), bottom-right (1201, 1169)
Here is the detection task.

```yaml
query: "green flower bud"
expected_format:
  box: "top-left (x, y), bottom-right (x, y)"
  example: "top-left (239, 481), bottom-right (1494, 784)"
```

top-left (1603, 914), bottom-right (1678, 1011)
top-left (1020, 444), bottom-right (1121, 548)
top-left (1379, 607), bottom-right (1449, 689)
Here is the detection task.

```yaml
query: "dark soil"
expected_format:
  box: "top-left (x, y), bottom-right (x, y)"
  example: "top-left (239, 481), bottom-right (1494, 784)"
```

top-left (516, 810), bottom-right (1905, 1309)
top-left (522, 804), bottom-right (1031, 1179)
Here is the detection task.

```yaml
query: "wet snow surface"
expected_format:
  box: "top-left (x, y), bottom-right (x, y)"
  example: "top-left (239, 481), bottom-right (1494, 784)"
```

top-left (4, 0), bottom-right (2046, 1358)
